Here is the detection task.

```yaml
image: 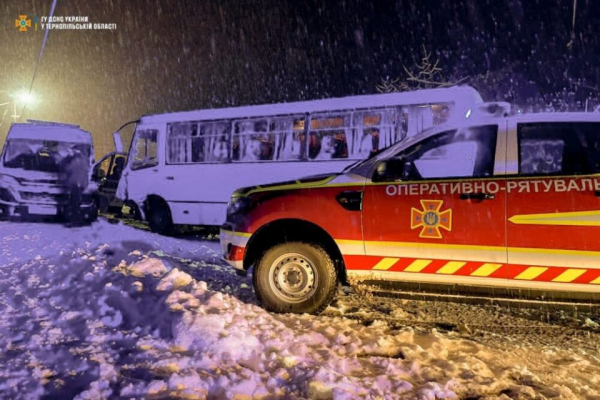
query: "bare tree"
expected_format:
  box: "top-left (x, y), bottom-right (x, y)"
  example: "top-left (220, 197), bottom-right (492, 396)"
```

top-left (377, 46), bottom-right (467, 93)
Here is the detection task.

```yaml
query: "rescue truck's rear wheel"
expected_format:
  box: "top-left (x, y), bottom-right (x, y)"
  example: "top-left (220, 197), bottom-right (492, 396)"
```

top-left (254, 242), bottom-right (338, 314)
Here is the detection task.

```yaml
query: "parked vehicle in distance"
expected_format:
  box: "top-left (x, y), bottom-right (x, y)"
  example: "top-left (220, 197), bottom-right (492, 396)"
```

top-left (114, 86), bottom-right (483, 234)
top-left (92, 151), bottom-right (127, 213)
top-left (221, 111), bottom-right (600, 314)
top-left (0, 120), bottom-right (97, 223)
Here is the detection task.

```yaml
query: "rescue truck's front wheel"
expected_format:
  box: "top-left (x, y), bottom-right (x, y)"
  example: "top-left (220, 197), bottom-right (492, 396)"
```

top-left (254, 242), bottom-right (338, 314)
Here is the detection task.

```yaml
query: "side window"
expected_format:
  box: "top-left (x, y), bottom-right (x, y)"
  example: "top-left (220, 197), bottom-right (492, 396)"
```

top-left (404, 102), bottom-right (452, 138)
top-left (132, 129), bottom-right (158, 170)
top-left (95, 157), bottom-right (111, 179)
top-left (167, 121), bottom-right (230, 164)
top-left (308, 113), bottom-right (352, 160)
top-left (167, 123), bottom-right (194, 164)
top-left (109, 154), bottom-right (126, 180)
top-left (377, 125), bottom-right (498, 181)
top-left (518, 122), bottom-right (600, 176)
top-left (271, 116), bottom-right (306, 161)
top-left (350, 108), bottom-right (398, 159)
top-left (232, 119), bottom-right (274, 162)
top-left (195, 121), bottom-right (231, 163)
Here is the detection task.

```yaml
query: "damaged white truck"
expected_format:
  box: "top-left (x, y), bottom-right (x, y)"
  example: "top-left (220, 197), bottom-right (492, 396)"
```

top-left (0, 121), bottom-right (98, 223)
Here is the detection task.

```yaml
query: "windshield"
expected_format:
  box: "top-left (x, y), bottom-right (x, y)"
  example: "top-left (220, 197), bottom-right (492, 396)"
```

top-left (3, 139), bottom-right (91, 173)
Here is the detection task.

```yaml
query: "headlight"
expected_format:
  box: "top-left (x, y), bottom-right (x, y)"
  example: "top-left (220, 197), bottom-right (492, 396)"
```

top-left (0, 187), bottom-right (15, 202)
top-left (227, 196), bottom-right (253, 216)
top-left (0, 174), bottom-right (19, 202)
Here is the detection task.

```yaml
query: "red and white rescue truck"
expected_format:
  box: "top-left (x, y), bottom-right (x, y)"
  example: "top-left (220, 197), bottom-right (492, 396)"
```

top-left (221, 110), bottom-right (600, 314)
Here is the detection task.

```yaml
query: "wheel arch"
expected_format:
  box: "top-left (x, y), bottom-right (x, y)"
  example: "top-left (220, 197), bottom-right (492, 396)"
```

top-left (244, 218), bottom-right (348, 284)
top-left (143, 194), bottom-right (171, 221)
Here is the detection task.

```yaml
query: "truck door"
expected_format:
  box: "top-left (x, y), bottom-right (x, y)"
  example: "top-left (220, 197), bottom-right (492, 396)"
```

top-left (506, 120), bottom-right (600, 296)
top-left (359, 123), bottom-right (508, 290)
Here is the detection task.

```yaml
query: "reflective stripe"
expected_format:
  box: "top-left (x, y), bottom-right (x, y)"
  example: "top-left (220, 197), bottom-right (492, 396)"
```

top-left (471, 263), bottom-right (503, 277)
top-left (372, 257), bottom-right (399, 271)
top-left (436, 261), bottom-right (466, 275)
top-left (552, 269), bottom-right (586, 283)
top-left (514, 267), bottom-right (548, 280)
top-left (404, 259), bottom-right (432, 272)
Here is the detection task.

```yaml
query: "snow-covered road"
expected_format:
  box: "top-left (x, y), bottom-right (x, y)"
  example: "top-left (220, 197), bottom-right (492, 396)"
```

top-left (0, 219), bottom-right (599, 399)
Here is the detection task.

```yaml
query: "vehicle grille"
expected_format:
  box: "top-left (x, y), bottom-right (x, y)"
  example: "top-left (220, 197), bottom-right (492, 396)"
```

top-left (19, 192), bottom-right (69, 204)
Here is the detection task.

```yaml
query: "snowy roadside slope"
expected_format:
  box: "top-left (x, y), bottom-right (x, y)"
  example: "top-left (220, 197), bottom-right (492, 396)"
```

top-left (0, 220), bottom-right (599, 399)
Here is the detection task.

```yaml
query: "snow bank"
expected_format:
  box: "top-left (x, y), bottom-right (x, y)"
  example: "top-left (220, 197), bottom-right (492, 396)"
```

top-left (1, 220), bottom-right (599, 399)
top-left (115, 257), bottom-right (600, 399)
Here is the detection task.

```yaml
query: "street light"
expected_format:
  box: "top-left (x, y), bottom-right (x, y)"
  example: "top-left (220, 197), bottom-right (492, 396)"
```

top-left (16, 92), bottom-right (35, 105)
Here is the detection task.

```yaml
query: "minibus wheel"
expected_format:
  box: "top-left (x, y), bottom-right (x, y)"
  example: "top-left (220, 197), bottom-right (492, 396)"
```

top-left (147, 200), bottom-right (173, 234)
top-left (253, 242), bottom-right (338, 314)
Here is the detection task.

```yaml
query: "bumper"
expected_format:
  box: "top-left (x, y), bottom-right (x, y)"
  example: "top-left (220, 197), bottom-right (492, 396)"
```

top-left (0, 199), bottom-right (94, 218)
top-left (220, 224), bottom-right (251, 271)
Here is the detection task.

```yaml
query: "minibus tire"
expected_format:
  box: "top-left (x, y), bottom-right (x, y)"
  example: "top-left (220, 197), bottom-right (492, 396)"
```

top-left (96, 196), bottom-right (109, 213)
top-left (82, 203), bottom-right (98, 224)
top-left (148, 202), bottom-right (173, 235)
top-left (253, 242), bottom-right (338, 314)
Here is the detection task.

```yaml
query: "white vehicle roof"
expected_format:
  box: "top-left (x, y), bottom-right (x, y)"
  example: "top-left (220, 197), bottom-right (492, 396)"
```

top-left (7, 121), bottom-right (92, 144)
top-left (373, 111), bottom-right (600, 163)
top-left (139, 86), bottom-right (483, 124)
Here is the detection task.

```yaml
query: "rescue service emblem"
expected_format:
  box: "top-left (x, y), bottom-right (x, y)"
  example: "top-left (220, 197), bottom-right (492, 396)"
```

top-left (410, 200), bottom-right (452, 239)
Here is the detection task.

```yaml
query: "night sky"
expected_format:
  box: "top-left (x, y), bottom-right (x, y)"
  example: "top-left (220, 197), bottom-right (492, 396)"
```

top-left (1, 0), bottom-right (599, 157)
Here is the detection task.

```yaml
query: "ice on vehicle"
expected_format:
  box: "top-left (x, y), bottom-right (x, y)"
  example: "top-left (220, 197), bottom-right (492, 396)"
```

top-left (0, 121), bottom-right (98, 223)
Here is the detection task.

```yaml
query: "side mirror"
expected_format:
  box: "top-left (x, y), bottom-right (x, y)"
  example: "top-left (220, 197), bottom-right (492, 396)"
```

top-left (373, 158), bottom-right (406, 182)
top-left (113, 132), bottom-right (124, 153)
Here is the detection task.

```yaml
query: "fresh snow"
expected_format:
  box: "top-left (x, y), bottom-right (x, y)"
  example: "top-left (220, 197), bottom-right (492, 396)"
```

top-left (0, 219), bottom-right (599, 399)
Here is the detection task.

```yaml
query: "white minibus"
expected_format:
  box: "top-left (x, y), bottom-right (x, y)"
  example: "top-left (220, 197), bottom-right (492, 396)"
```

top-left (115, 86), bottom-right (483, 233)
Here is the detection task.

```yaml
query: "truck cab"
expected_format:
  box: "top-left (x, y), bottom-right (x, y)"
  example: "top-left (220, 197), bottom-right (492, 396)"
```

top-left (0, 121), bottom-right (97, 223)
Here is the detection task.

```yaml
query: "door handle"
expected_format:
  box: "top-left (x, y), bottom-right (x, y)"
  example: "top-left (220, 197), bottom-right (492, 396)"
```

top-left (336, 190), bottom-right (362, 211)
top-left (460, 192), bottom-right (495, 201)
top-left (166, 176), bottom-right (174, 180)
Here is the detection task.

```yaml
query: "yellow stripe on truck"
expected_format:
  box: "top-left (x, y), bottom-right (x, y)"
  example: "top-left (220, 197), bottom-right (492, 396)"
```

top-left (404, 259), bottom-right (432, 272)
top-left (372, 257), bottom-right (399, 271)
top-left (515, 267), bottom-right (548, 280)
top-left (470, 263), bottom-right (503, 277)
top-left (436, 261), bottom-right (466, 275)
top-left (552, 269), bottom-right (586, 283)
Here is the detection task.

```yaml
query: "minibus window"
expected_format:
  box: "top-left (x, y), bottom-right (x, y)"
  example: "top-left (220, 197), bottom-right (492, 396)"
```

top-left (308, 113), bottom-right (352, 160)
top-left (132, 129), bottom-right (158, 170)
top-left (232, 119), bottom-right (274, 162)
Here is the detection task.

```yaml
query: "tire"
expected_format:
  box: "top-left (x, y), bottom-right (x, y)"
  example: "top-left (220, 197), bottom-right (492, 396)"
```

top-left (253, 242), bottom-right (338, 314)
top-left (97, 196), bottom-right (109, 213)
top-left (147, 200), bottom-right (173, 235)
top-left (82, 202), bottom-right (98, 224)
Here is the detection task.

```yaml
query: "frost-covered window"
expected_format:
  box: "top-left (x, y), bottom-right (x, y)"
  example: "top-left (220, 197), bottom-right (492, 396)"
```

top-left (167, 121), bottom-right (230, 164)
top-left (271, 116), bottom-right (306, 161)
top-left (232, 119), bottom-right (275, 162)
top-left (404, 103), bottom-right (451, 138)
top-left (350, 109), bottom-right (398, 159)
top-left (167, 123), bottom-right (194, 164)
top-left (133, 130), bottom-right (158, 168)
top-left (518, 123), bottom-right (600, 176)
top-left (392, 125), bottom-right (497, 180)
top-left (308, 113), bottom-right (352, 160)
top-left (194, 121), bottom-right (231, 163)
top-left (132, 129), bottom-right (158, 170)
